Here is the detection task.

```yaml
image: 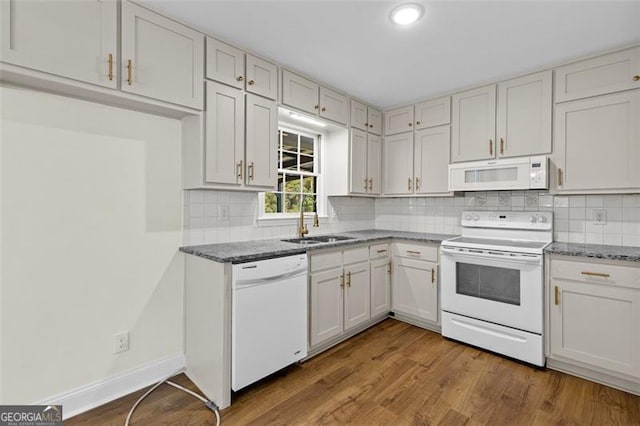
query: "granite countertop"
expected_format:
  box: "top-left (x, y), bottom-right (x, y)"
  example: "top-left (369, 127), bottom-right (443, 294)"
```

top-left (544, 242), bottom-right (640, 263)
top-left (179, 229), bottom-right (457, 264)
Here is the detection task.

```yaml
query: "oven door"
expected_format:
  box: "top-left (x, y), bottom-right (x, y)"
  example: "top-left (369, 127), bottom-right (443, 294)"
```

top-left (440, 246), bottom-right (543, 334)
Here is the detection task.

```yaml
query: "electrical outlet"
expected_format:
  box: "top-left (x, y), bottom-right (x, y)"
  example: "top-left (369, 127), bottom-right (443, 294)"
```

top-left (218, 205), bottom-right (230, 222)
top-left (113, 331), bottom-right (129, 354)
top-left (593, 209), bottom-right (607, 225)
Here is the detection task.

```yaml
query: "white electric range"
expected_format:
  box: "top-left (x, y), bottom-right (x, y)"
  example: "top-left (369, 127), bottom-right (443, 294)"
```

top-left (440, 211), bottom-right (553, 366)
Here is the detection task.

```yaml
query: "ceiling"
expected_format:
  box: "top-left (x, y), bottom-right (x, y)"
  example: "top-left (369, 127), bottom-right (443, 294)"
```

top-left (143, 0), bottom-right (640, 109)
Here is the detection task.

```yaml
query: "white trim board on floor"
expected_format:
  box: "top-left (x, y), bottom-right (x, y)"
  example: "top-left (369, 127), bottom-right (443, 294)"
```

top-left (36, 354), bottom-right (185, 420)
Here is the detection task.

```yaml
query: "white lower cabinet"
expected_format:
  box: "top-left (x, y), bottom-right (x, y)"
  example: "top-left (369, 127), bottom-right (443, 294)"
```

top-left (548, 258), bottom-right (640, 388)
top-left (391, 243), bottom-right (439, 324)
top-left (310, 267), bottom-right (344, 346)
top-left (343, 261), bottom-right (371, 330)
top-left (370, 257), bottom-right (391, 317)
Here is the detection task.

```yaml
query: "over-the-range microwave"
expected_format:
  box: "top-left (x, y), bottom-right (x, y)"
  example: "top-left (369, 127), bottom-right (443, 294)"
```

top-left (448, 156), bottom-right (548, 191)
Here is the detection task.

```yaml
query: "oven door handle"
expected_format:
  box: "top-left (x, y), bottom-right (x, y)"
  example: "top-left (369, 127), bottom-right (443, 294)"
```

top-left (440, 246), bottom-right (542, 264)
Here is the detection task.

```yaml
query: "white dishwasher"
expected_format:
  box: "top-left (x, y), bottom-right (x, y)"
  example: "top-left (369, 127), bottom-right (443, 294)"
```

top-left (232, 253), bottom-right (308, 391)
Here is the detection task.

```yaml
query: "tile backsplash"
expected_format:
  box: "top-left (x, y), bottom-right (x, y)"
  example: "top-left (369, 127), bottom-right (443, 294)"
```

top-left (184, 190), bottom-right (640, 247)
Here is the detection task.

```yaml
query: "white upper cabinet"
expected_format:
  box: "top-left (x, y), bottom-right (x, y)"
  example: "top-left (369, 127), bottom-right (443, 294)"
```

top-left (554, 90), bottom-right (640, 192)
top-left (496, 71), bottom-right (552, 158)
top-left (385, 105), bottom-right (414, 135)
top-left (383, 132), bottom-right (414, 195)
top-left (367, 134), bottom-right (382, 195)
top-left (351, 100), bottom-right (368, 131)
top-left (451, 84), bottom-right (497, 162)
top-left (246, 54), bottom-right (278, 100)
top-left (281, 70), bottom-right (319, 115)
top-left (415, 96), bottom-right (451, 130)
top-left (555, 47), bottom-right (640, 103)
top-left (121, 1), bottom-right (204, 109)
top-left (367, 108), bottom-right (382, 135)
top-left (350, 129), bottom-right (368, 194)
top-left (245, 93), bottom-right (278, 188)
top-left (0, 0), bottom-right (117, 88)
top-left (205, 81), bottom-right (244, 185)
top-left (414, 126), bottom-right (451, 195)
top-left (319, 86), bottom-right (349, 125)
top-left (206, 37), bottom-right (245, 89)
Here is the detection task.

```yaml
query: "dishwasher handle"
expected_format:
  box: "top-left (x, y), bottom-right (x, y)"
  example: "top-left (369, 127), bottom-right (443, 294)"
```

top-left (234, 267), bottom-right (308, 288)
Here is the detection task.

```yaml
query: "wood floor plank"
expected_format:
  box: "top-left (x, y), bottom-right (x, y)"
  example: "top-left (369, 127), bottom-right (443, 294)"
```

top-left (67, 319), bottom-right (640, 425)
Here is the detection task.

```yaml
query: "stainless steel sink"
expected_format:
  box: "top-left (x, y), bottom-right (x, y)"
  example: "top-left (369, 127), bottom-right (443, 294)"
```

top-left (281, 238), bottom-right (322, 245)
top-left (309, 235), bottom-right (354, 243)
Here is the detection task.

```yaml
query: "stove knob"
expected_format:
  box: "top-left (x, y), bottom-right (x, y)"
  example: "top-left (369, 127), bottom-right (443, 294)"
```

top-left (472, 214), bottom-right (480, 221)
top-left (538, 215), bottom-right (548, 223)
top-left (464, 214), bottom-right (472, 221)
top-left (529, 215), bottom-right (537, 223)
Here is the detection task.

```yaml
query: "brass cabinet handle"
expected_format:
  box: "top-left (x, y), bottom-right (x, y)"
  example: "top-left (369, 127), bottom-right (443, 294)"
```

top-left (581, 271), bottom-right (611, 278)
top-left (236, 75), bottom-right (244, 82)
top-left (248, 161), bottom-right (255, 180)
top-left (364, 122), bottom-right (368, 127)
top-left (408, 123), bottom-right (413, 127)
top-left (248, 79), bottom-right (255, 85)
top-left (415, 177), bottom-right (420, 191)
top-left (500, 138), bottom-right (504, 154)
top-left (108, 53), bottom-right (113, 81)
top-left (369, 124), bottom-right (373, 128)
top-left (387, 262), bottom-right (392, 273)
top-left (554, 286), bottom-right (560, 305)
top-left (408, 177), bottom-right (412, 191)
top-left (314, 105), bottom-right (319, 110)
top-left (431, 268), bottom-right (435, 283)
top-left (127, 59), bottom-right (132, 85)
top-left (377, 249), bottom-right (388, 253)
top-left (407, 250), bottom-right (421, 255)
top-left (321, 107), bottom-right (326, 112)
top-left (416, 121), bottom-right (421, 125)
top-left (368, 178), bottom-right (373, 191)
top-left (558, 168), bottom-right (563, 186)
top-left (347, 271), bottom-right (352, 287)
top-left (363, 178), bottom-right (368, 191)
top-left (489, 139), bottom-right (493, 156)
top-left (340, 274), bottom-right (345, 288)
top-left (634, 75), bottom-right (640, 81)
top-left (237, 160), bottom-right (243, 179)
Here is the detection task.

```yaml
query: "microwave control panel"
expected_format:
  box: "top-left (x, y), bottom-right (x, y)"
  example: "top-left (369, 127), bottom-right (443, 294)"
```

top-left (529, 156), bottom-right (548, 189)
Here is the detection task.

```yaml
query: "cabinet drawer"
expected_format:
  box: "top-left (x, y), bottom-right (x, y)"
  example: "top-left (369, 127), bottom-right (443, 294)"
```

top-left (369, 243), bottom-right (390, 259)
top-left (392, 242), bottom-right (438, 262)
top-left (551, 259), bottom-right (640, 290)
top-left (310, 251), bottom-right (342, 273)
top-left (343, 246), bottom-right (369, 265)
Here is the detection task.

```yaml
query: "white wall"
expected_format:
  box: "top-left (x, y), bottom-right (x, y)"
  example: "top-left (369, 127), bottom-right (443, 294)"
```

top-left (0, 86), bottom-right (184, 404)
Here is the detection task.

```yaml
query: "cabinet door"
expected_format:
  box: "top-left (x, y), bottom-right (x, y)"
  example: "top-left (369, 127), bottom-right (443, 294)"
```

top-left (368, 107), bottom-right (383, 135)
top-left (281, 70), bottom-right (319, 115)
top-left (246, 54), bottom-right (278, 100)
top-left (555, 47), bottom-right (640, 103)
top-left (414, 126), bottom-right (451, 195)
top-left (384, 105), bottom-right (414, 135)
top-left (0, 0), bottom-right (117, 88)
top-left (310, 268), bottom-right (344, 347)
top-left (245, 94), bottom-right (277, 188)
top-left (206, 37), bottom-right (245, 89)
top-left (497, 71), bottom-right (552, 158)
top-left (205, 82), bottom-right (244, 185)
top-left (344, 262), bottom-right (371, 331)
top-left (319, 87), bottom-right (349, 125)
top-left (121, 1), bottom-right (204, 109)
top-left (392, 257), bottom-right (438, 323)
top-left (383, 133), bottom-right (414, 195)
top-left (370, 258), bottom-right (391, 317)
top-left (554, 90), bottom-right (640, 191)
top-left (550, 278), bottom-right (640, 377)
top-left (451, 85), bottom-right (496, 162)
top-left (367, 134), bottom-right (382, 195)
top-left (349, 129), bottom-right (368, 194)
top-left (415, 96), bottom-right (451, 130)
top-left (351, 100), bottom-right (368, 131)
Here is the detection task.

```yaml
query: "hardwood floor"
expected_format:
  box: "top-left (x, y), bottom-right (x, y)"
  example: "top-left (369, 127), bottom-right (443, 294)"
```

top-left (67, 319), bottom-right (640, 425)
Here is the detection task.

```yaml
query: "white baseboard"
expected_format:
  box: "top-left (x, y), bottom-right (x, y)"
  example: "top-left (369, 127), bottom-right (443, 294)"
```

top-left (37, 354), bottom-right (186, 420)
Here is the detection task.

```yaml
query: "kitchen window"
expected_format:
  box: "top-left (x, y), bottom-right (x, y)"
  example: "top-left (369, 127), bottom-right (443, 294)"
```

top-left (260, 126), bottom-right (322, 217)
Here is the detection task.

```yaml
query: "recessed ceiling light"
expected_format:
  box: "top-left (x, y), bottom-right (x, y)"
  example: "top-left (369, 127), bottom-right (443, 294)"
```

top-left (390, 3), bottom-right (425, 26)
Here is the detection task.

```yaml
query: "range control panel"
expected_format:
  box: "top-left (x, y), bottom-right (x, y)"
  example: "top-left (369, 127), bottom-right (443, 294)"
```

top-left (461, 211), bottom-right (553, 230)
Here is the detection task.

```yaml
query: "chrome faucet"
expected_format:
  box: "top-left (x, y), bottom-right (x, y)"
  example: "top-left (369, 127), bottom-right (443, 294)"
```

top-left (298, 194), bottom-right (320, 238)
